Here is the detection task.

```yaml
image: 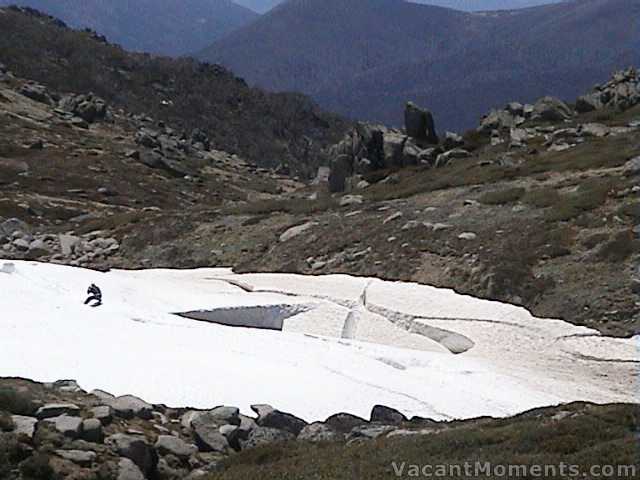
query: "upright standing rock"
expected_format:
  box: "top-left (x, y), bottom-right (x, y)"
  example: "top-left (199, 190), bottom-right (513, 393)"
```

top-left (404, 102), bottom-right (437, 143)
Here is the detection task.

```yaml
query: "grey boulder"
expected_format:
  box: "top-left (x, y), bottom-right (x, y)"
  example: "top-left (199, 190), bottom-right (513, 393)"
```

top-left (44, 415), bottom-right (83, 438)
top-left (55, 449), bottom-right (96, 467)
top-left (254, 408), bottom-right (308, 436)
top-left (36, 403), bottom-right (80, 420)
top-left (297, 422), bottom-right (341, 442)
top-left (107, 433), bottom-right (158, 478)
top-left (108, 395), bottom-right (153, 420)
top-left (155, 435), bottom-right (197, 459)
top-left (117, 458), bottom-right (146, 480)
top-left (240, 427), bottom-right (294, 450)
top-left (11, 415), bottom-right (37, 438)
top-left (370, 405), bottom-right (408, 425)
top-left (404, 102), bottom-right (437, 143)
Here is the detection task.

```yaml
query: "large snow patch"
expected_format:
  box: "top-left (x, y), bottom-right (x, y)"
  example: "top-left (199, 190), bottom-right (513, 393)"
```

top-left (0, 261), bottom-right (636, 421)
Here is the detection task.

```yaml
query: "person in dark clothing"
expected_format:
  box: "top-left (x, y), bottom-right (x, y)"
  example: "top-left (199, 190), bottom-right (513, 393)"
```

top-left (84, 283), bottom-right (102, 307)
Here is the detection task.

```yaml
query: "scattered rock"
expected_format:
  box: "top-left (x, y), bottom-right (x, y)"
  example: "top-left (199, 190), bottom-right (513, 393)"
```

top-left (279, 222), bottom-right (317, 242)
top-left (383, 212), bottom-right (403, 224)
top-left (435, 148), bottom-right (470, 167)
top-left (458, 232), bottom-right (477, 240)
top-left (442, 131), bottom-right (464, 150)
top-left (44, 415), bottom-right (83, 438)
top-left (255, 409), bottom-right (308, 436)
top-left (11, 415), bottom-right (37, 438)
top-left (340, 195), bottom-right (363, 206)
top-left (81, 418), bottom-right (104, 443)
top-left (623, 156), bottom-right (640, 176)
top-left (324, 413), bottom-right (368, 434)
top-left (155, 435), bottom-right (198, 459)
top-left (193, 422), bottom-right (230, 453)
top-left (55, 449), bottom-right (96, 467)
top-left (106, 433), bottom-right (158, 478)
top-left (90, 405), bottom-right (114, 425)
top-left (19, 82), bottom-right (51, 104)
top-left (117, 457), bottom-right (146, 480)
top-left (532, 96), bottom-right (573, 122)
top-left (59, 92), bottom-right (108, 123)
top-left (241, 427), bottom-right (294, 450)
top-left (297, 422), bottom-right (341, 442)
top-left (580, 123), bottom-right (610, 137)
top-left (36, 403), bottom-right (80, 420)
top-left (91, 389), bottom-right (116, 401)
top-left (108, 395), bottom-right (153, 420)
top-left (348, 424), bottom-right (395, 440)
top-left (58, 234), bottom-right (80, 256)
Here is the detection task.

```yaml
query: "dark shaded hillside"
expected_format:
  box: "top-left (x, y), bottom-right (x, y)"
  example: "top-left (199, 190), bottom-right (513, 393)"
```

top-left (0, 0), bottom-right (259, 56)
top-left (200, 0), bottom-right (640, 130)
top-left (199, 0), bottom-right (486, 95)
top-left (0, 7), bottom-right (350, 176)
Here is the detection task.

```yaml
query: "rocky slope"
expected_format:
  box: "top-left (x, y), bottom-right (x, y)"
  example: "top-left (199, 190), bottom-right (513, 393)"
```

top-left (0, 63), bottom-right (303, 267)
top-left (0, 378), bottom-right (637, 480)
top-left (0, 0), bottom-right (259, 56)
top-left (1, 59), bottom-right (638, 337)
top-left (0, 6), bottom-right (350, 178)
top-left (200, 0), bottom-right (640, 130)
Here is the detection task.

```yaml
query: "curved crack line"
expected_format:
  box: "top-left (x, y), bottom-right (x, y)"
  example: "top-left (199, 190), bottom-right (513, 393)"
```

top-left (323, 366), bottom-right (453, 421)
top-left (563, 352), bottom-right (640, 364)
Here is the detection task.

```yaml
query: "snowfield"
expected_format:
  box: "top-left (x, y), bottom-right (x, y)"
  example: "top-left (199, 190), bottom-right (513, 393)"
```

top-left (0, 260), bottom-right (636, 422)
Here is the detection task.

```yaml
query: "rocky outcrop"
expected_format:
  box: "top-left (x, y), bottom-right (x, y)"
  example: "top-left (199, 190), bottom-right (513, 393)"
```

top-left (478, 96), bottom-right (572, 134)
top-left (404, 102), bottom-right (437, 143)
top-left (0, 219), bottom-right (121, 266)
top-left (59, 93), bottom-right (109, 123)
top-left (576, 67), bottom-right (639, 113)
top-left (0, 378), bottom-right (447, 479)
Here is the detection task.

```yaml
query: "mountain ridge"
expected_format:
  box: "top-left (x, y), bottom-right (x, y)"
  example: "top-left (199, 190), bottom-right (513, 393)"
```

top-left (0, 0), bottom-right (260, 56)
top-left (200, 0), bottom-right (640, 130)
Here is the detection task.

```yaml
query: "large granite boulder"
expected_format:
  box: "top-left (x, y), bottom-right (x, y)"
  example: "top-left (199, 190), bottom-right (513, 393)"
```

top-left (404, 102), bottom-right (437, 143)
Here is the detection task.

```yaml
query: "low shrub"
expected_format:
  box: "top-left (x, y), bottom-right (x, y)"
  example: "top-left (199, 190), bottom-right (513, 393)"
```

top-left (596, 230), bottom-right (639, 262)
top-left (478, 187), bottom-right (525, 205)
top-left (20, 453), bottom-right (59, 480)
top-left (0, 412), bottom-right (14, 432)
top-left (224, 197), bottom-right (338, 216)
top-left (0, 387), bottom-right (37, 416)
top-left (618, 201), bottom-right (640, 222)
top-left (581, 232), bottom-right (609, 250)
top-left (0, 432), bottom-right (31, 477)
top-left (545, 178), bottom-right (614, 222)
top-left (522, 187), bottom-right (561, 208)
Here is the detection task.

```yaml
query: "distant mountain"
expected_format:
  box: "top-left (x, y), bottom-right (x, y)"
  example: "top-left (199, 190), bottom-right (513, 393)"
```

top-left (232, 0), bottom-right (563, 13)
top-left (0, 0), bottom-right (259, 56)
top-left (200, 0), bottom-right (640, 131)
